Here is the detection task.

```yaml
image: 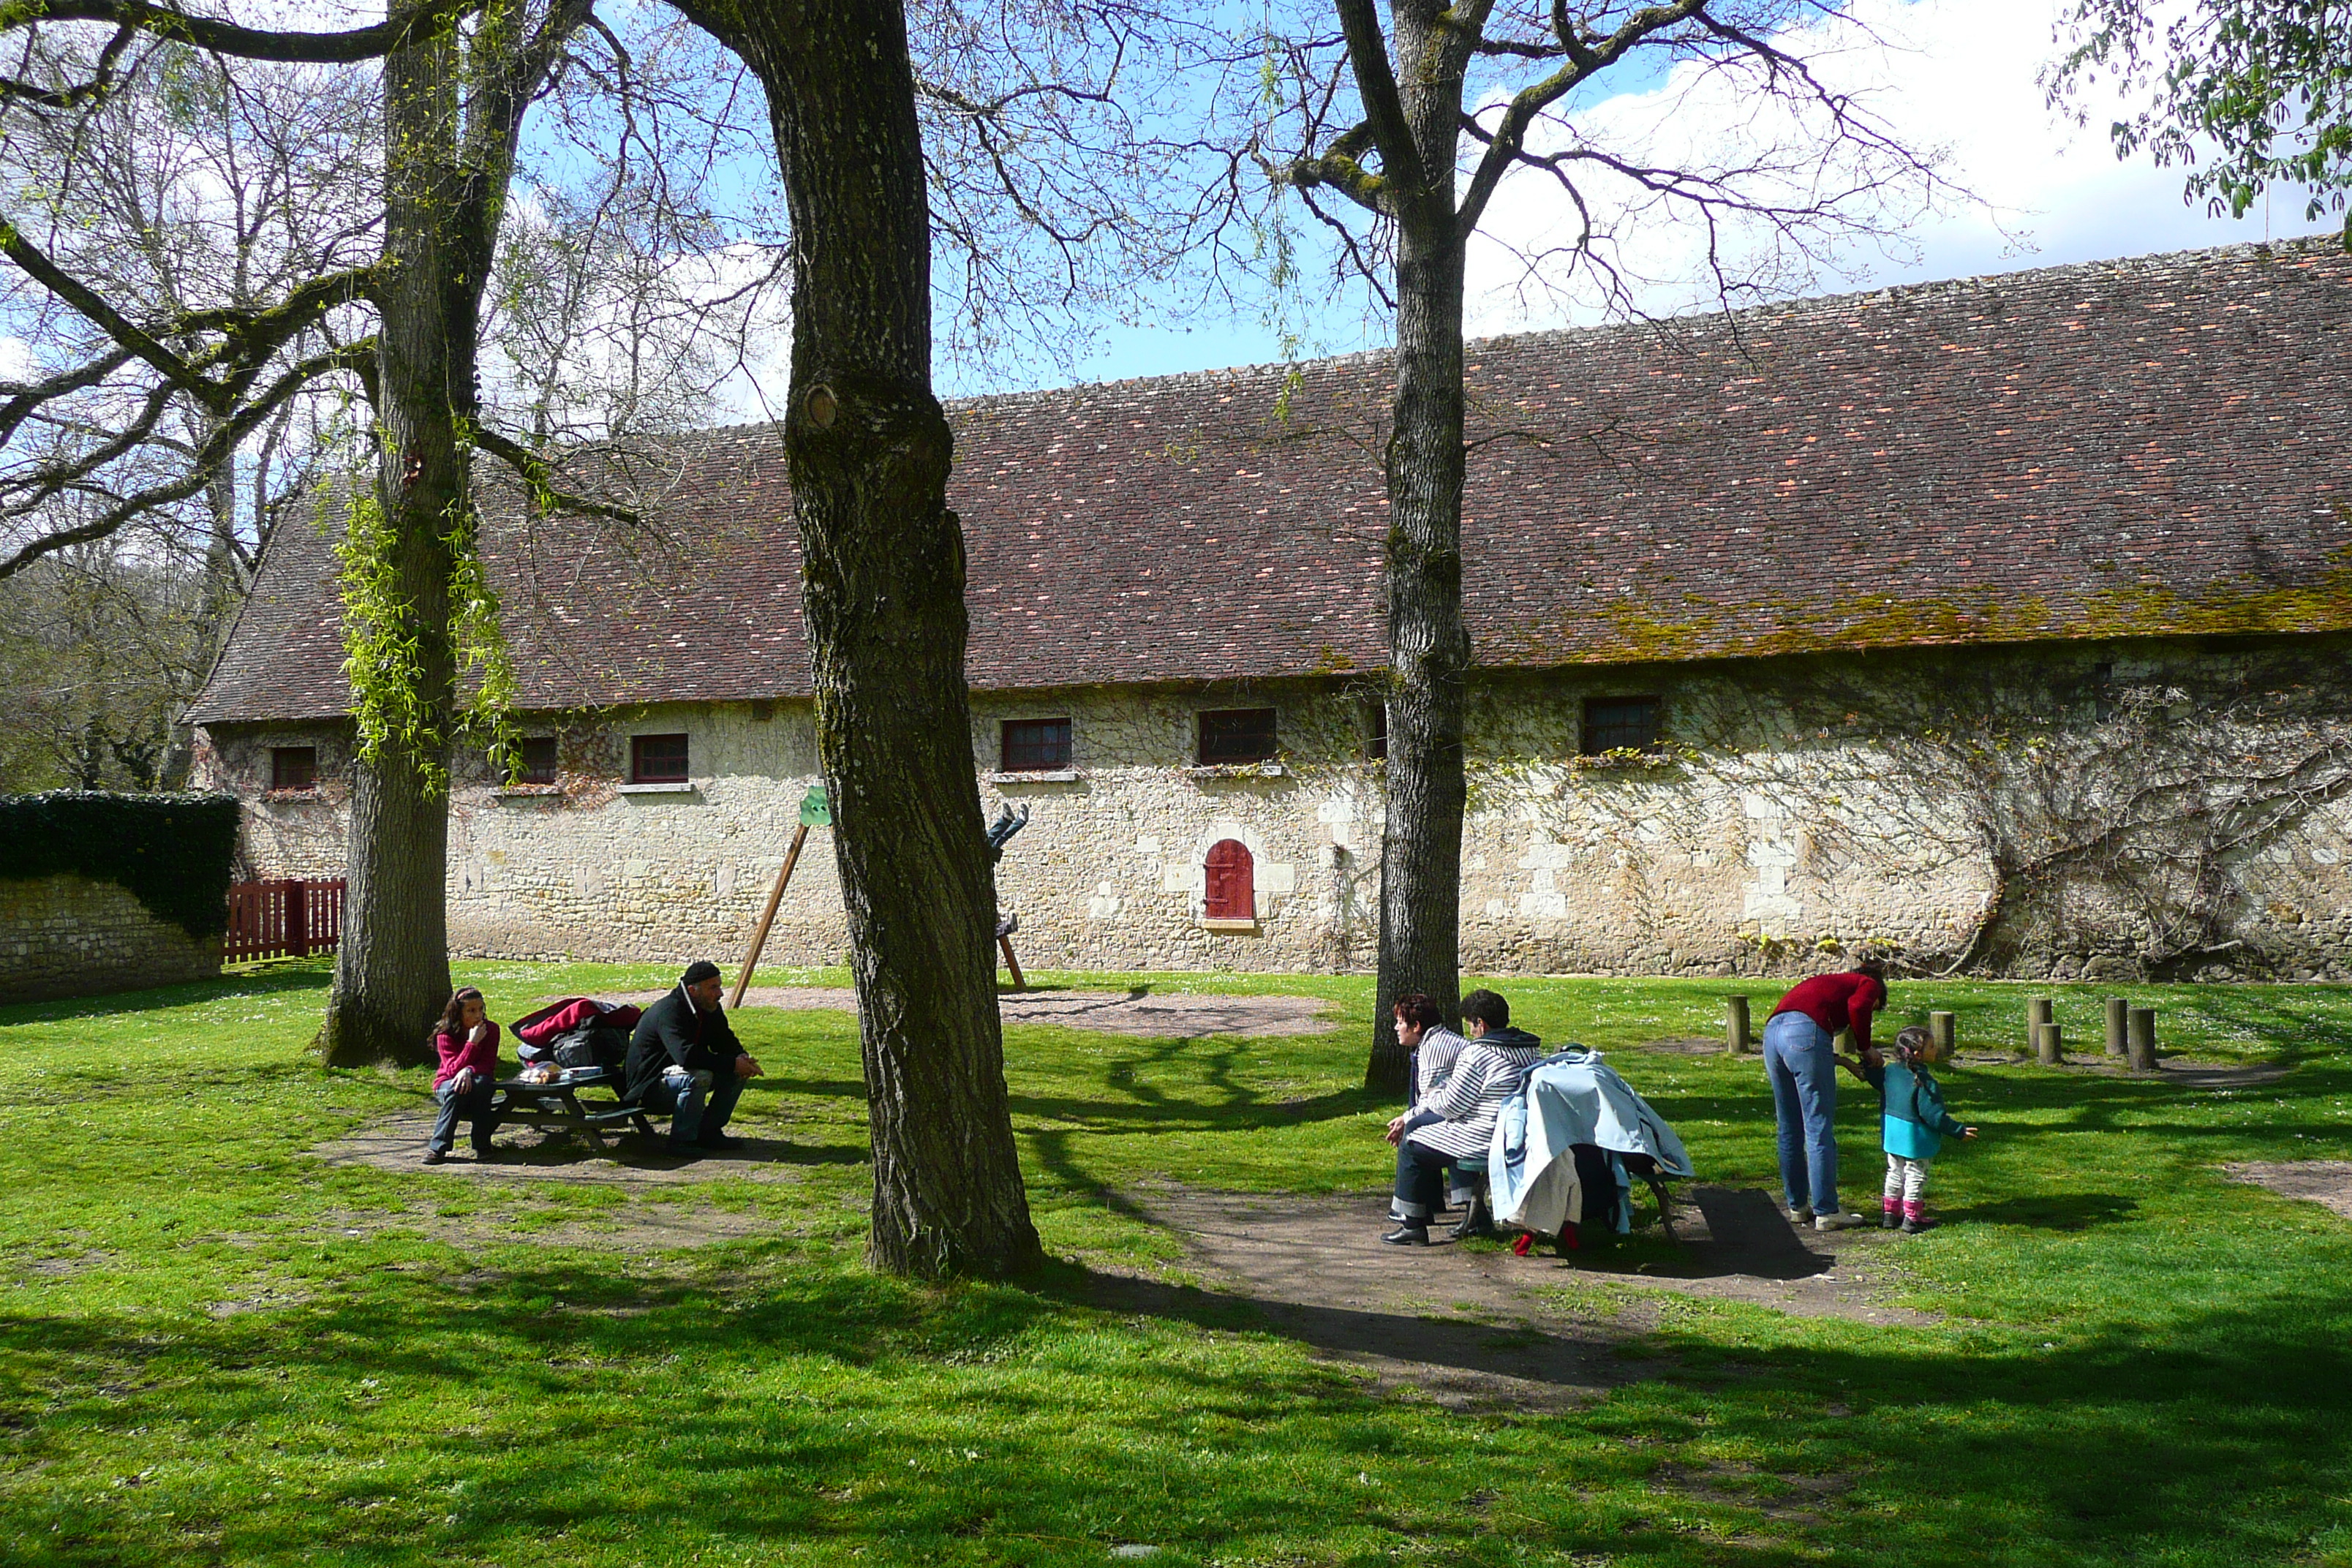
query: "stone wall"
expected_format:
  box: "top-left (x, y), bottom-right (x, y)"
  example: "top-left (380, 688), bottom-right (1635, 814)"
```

top-left (197, 634), bottom-right (2352, 981)
top-left (0, 873), bottom-right (222, 1003)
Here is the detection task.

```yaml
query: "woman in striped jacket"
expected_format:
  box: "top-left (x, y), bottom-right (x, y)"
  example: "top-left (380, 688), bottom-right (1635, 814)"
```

top-left (1384, 990), bottom-right (1545, 1245)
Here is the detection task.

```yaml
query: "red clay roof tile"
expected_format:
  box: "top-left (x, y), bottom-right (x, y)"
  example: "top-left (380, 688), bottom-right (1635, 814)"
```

top-left (187, 239), bottom-right (2352, 725)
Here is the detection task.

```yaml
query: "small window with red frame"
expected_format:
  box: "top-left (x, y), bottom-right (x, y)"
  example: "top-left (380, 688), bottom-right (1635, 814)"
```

top-left (631, 733), bottom-right (690, 783)
top-left (271, 747), bottom-right (317, 792)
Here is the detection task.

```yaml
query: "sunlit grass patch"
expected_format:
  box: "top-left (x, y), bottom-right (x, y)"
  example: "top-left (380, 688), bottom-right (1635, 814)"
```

top-left (1, 962), bottom-right (2347, 1564)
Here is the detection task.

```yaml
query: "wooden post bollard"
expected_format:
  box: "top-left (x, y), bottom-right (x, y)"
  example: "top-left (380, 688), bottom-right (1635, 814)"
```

top-left (1929, 1011), bottom-right (1956, 1062)
top-left (2103, 997), bottom-right (2129, 1058)
top-left (2035, 1020), bottom-right (2064, 1065)
top-left (1726, 995), bottom-right (1751, 1055)
top-left (2027, 997), bottom-right (2053, 1053)
top-left (2127, 1007), bottom-right (2158, 1072)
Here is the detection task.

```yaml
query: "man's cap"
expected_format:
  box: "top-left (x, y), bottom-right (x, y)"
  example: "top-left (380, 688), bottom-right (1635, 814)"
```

top-left (682, 960), bottom-right (722, 986)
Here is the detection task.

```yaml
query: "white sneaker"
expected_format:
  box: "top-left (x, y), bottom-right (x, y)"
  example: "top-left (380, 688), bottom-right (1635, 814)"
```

top-left (1788, 1206), bottom-right (1814, 1225)
top-left (1814, 1211), bottom-right (1871, 1232)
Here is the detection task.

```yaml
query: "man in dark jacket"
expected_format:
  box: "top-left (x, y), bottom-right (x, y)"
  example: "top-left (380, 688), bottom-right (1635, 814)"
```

top-left (625, 961), bottom-right (764, 1154)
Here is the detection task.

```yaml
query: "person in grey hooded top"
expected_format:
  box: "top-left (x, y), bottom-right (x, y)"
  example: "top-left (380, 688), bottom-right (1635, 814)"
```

top-left (1384, 990), bottom-right (1543, 1244)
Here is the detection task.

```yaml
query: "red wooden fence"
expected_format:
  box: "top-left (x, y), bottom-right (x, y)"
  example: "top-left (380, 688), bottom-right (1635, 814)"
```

top-left (224, 879), bottom-right (346, 962)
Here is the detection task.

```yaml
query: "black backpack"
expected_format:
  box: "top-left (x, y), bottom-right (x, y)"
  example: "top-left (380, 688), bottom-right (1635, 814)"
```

top-left (551, 1023), bottom-right (628, 1071)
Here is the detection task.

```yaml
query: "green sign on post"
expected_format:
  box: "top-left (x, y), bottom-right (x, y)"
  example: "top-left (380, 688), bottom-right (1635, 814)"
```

top-left (734, 783), bottom-right (832, 1007)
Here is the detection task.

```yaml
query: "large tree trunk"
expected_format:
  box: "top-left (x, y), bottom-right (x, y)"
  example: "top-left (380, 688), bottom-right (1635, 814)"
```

top-left (1366, 1), bottom-right (1471, 1094)
top-left (671, 0), bottom-right (1039, 1276)
top-left (319, 33), bottom-right (465, 1066)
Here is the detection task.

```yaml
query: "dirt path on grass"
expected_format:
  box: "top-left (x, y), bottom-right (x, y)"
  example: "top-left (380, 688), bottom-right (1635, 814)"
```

top-left (309, 1109), bottom-right (1930, 1410)
top-left (2226, 1161), bottom-right (2352, 1220)
top-left (277, 1114), bottom-right (823, 1309)
top-left (565, 987), bottom-right (1337, 1039)
top-left (1082, 1183), bottom-right (1932, 1412)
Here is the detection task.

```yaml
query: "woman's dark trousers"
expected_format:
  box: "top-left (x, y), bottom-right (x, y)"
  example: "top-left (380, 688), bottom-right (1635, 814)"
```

top-left (431, 1081), bottom-right (500, 1155)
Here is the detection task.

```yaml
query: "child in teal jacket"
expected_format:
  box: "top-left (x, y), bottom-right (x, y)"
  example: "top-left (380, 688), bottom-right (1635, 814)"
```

top-left (1849, 1025), bottom-right (1978, 1233)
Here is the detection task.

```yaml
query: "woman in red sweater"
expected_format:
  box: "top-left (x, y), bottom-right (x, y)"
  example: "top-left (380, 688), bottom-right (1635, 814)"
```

top-left (426, 987), bottom-right (504, 1164)
top-left (1763, 959), bottom-right (1887, 1230)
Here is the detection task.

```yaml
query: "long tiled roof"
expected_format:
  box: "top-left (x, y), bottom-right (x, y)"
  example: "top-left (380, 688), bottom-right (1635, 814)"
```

top-left (188, 238), bottom-right (2352, 724)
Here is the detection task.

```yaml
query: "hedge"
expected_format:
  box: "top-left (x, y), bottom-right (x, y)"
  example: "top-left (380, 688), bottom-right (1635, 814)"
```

top-left (0, 792), bottom-right (241, 939)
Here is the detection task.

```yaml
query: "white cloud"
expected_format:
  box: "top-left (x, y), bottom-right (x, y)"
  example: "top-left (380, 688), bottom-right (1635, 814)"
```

top-left (1463, 0), bottom-right (2334, 336)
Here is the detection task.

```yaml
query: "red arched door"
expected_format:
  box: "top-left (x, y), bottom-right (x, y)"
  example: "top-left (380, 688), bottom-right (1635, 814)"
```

top-left (1204, 840), bottom-right (1254, 920)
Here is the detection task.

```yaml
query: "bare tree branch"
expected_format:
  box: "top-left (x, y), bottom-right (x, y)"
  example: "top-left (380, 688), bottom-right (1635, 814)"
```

top-left (1, 0), bottom-right (483, 67)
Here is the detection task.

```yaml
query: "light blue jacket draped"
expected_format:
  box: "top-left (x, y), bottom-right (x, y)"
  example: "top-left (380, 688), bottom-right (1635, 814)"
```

top-left (1488, 1047), bottom-right (1695, 1235)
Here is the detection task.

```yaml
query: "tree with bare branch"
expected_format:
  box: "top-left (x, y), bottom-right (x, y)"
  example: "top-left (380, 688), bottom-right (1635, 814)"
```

top-left (3, 0), bottom-right (1267, 1276)
top-left (1260, 0), bottom-right (1956, 1091)
top-left (0, 0), bottom-right (808, 1068)
top-left (622, 0), bottom-right (1275, 1278)
top-left (0, 0), bottom-right (640, 1063)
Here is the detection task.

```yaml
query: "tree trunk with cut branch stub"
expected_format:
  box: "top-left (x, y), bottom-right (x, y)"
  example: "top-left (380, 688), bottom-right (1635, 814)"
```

top-left (666, 0), bottom-right (1040, 1276)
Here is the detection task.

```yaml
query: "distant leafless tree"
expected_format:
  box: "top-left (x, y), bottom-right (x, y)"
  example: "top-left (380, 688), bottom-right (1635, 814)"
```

top-left (1521, 649), bottom-right (2352, 980)
top-left (0, 48), bottom-right (375, 589)
top-left (0, 542), bottom-right (212, 791)
top-left (1254, 0), bottom-right (1962, 1090)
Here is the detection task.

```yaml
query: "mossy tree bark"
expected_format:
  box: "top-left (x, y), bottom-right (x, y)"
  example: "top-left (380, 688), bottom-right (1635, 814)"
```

top-left (317, 33), bottom-right (463, 1068)
top-left (321, 1), bottom-right (587, 1066)
top-left (666, 0), bottom-right (1040, 1276)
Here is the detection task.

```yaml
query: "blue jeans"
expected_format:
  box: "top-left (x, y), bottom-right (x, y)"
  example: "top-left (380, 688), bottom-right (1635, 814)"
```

top-left (1764, 1012), bottom-right (1840, 1213)
top-left (431, 1080), bottom-right (500, 1154)
top-left (638, 1068), bottom-right (745, 1145)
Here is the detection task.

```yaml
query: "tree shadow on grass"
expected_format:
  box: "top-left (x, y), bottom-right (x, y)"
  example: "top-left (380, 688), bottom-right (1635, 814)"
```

top-left (11, 1244), bottom-right (2352, 1566)
top-left (497, 1131), bottom-right (871, 1171)
top-left (1938, 1192), bottom-right (2140, 1230)
top-left (1010, 1031), bottom-right (1384, 1130)
top-left (1033, 1259), bottom-right (1624, 1404)
top-left (769, 1032), bottom-right (1385, 1150)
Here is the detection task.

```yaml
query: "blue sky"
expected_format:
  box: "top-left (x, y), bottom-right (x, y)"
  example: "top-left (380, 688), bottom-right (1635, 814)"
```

top-left (1029, 0), bottom-right (2336, 394)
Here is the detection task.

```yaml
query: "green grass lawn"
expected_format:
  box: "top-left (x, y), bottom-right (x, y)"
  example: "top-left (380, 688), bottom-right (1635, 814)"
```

top-left (3, 962), bottom-right (2349, 1566)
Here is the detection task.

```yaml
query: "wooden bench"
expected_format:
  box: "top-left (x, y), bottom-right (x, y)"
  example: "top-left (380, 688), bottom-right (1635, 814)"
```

top-left (488, 1066), bottom-right (656, 1150)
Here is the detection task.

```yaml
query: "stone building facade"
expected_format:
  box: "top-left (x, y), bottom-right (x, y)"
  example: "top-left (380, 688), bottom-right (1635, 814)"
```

top-left (188, 241), bottom-right (2352, 981)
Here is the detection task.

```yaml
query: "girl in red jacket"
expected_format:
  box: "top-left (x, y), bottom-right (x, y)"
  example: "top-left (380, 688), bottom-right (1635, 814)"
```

top-left (426, 987), bottom-right (504, 1164)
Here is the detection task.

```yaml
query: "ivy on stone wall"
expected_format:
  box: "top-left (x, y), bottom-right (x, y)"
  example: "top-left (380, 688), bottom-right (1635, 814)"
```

top-left (0, 792), bottom-right (241, 939)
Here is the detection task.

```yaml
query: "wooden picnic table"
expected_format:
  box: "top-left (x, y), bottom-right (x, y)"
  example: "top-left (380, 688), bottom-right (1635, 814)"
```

top-left (489, 1066), bottom-right (657, 1150)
